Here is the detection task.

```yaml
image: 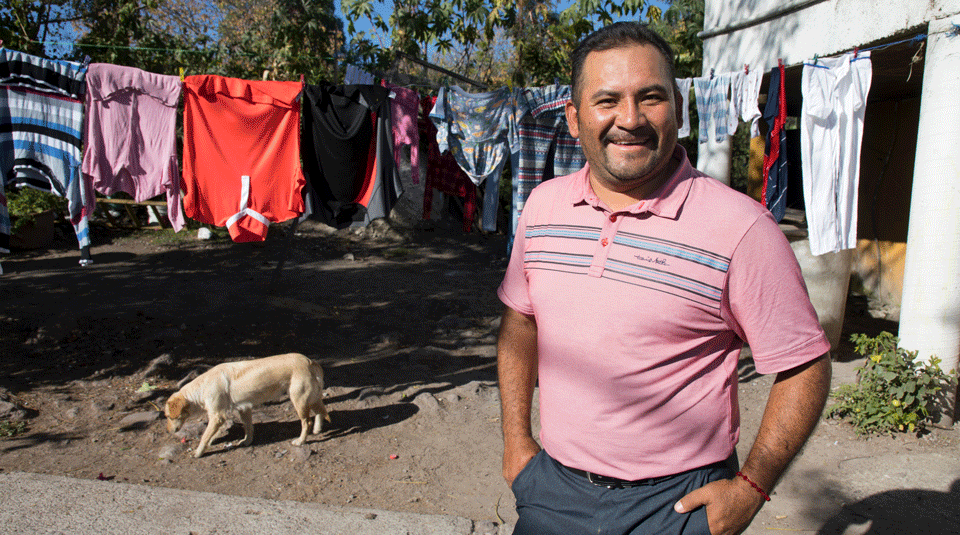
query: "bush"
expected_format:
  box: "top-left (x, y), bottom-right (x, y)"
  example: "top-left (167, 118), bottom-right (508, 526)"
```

top-left (828, 332), bottom-right (956, 435)
top-left (7, 187), bottom-right (66, 233)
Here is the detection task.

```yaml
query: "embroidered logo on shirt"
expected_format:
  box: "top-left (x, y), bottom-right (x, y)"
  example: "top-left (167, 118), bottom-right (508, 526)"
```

top-left (636, 255), bottom-right (669, 266)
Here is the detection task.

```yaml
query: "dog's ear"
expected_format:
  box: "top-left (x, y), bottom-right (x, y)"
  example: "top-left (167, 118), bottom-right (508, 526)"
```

top-left (165, 394), bottom-right (187, 419)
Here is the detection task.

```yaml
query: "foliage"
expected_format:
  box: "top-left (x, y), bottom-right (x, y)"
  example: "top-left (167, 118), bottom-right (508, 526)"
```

top-left (71, 0), bottom-right (219, 75)
top-left (828, 332), bottom-right (957, 435)
top-left (646, 0), bottom-right (703, 79)
top-left (0, 420), bottom-right (27, 437)
top-left (219, 0), bottom-right (343, 82)
top-left (1, 0), bottom-right (77, 56)
top-left (6, 187), bottom-right (66, 233)
top-left (340, 0), bottom-right (647, 87)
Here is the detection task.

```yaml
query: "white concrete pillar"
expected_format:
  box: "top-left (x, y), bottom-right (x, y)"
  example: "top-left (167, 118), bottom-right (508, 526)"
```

top-left (899, 17), bottom-right (960, 381)
top-left (696, 135), bottom-right (733, 185)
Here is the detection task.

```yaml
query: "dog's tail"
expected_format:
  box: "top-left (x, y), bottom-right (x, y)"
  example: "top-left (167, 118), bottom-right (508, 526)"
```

top-left (310, 360), bottom-right (332, 422)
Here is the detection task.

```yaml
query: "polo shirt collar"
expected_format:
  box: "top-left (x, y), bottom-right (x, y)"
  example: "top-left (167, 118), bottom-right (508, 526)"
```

top-left (568, 145), bottom-right (695, 219)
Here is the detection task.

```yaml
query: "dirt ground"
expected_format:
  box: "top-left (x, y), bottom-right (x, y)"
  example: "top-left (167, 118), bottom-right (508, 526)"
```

top-left (1, 216), bottom-right (958, 533)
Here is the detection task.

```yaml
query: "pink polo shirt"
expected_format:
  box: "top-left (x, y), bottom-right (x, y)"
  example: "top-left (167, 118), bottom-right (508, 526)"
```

top-left (498, 146), bottom-right (830, 480)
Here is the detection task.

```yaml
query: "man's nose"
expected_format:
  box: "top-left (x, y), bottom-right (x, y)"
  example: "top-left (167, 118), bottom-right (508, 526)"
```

top-left (616, 100), bottom-right (646, 131)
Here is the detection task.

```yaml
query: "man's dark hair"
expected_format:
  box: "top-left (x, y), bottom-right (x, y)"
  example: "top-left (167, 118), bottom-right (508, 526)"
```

top-left (570, 22), bottom-right (677, 105)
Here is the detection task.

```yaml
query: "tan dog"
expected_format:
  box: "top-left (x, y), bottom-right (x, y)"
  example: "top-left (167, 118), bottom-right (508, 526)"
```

top-left (165, 353), bottom-right (331, 458)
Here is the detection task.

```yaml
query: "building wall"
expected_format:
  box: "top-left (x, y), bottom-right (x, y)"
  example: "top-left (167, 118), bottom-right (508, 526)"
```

top-left (702, 0), bottom-right (960, 73)
top-left (851, 98), bottom-right (920, 318)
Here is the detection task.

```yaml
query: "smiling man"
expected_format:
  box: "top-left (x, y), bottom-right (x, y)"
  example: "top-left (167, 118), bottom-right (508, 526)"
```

top-left (497, 22), bottom-right (832, 535)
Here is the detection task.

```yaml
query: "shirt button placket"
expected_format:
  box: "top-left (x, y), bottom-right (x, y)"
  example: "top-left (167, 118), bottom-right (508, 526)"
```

top-left (589, 212), bottom-right (619, 277)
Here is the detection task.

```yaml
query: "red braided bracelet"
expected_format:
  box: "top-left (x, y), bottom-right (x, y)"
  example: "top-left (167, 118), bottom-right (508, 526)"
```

top-left (736, 471), bottom-right (771, 501)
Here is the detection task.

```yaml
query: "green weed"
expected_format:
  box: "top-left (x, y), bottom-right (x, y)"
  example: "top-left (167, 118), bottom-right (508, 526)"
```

top-left (0, 421), bottom-right (26, 437)
top-left (828, 332), bottom-right (956, 435)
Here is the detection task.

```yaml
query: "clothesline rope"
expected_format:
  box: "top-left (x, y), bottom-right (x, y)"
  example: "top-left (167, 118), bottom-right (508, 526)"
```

top-left (22, 39), bottom-right (338, 62)
top-left (704, 29), bottom-right (948, 78)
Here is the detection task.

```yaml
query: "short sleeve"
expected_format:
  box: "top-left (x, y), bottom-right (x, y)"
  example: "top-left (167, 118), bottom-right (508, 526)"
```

top-left (497, 208), bottom-right (535, 316)
top-left (722, 212), bottom-right (831, 374)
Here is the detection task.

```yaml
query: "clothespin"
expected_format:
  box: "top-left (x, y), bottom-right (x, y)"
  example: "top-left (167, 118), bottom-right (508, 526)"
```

top-left (744, 64), bottom-right (749, 74)
top-left (179, 67), bottom-right (185, 82)
top-left (710, 68), bottom-right (715, 80)
top-left (300, 73), bottom-right (305, 84)
top-left (813, 54), bottom-right (819, 65)
top-left (853, 46), bottom-right (859, 59)
top-left (82, 55), bottom-right (91, 69)
top-left (778, 58), bottom-right (784, 68)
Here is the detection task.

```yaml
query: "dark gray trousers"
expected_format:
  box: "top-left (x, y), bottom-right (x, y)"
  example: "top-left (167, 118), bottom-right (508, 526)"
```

top-left (510, 450), bottom-right (736, 535)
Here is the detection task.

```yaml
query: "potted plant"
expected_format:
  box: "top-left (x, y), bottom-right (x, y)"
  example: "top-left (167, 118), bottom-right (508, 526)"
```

top-left (7, 187), bottom-right (65, 249)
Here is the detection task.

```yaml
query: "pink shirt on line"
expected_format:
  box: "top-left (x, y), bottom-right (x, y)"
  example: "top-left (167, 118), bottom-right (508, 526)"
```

top-left (381, 82), bottom-right (420, 185)
top-left (497, 146), bottom-right (830, 481)
top-left (82, 63), bottom-right (184, 230)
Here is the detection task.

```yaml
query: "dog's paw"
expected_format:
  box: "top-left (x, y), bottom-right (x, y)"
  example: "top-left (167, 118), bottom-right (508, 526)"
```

top-left (291, 438), bottom-right (305, 446)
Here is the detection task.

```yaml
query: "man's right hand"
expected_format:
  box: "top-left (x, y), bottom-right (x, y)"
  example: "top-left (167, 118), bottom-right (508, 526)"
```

top-left (503, 435), bottom-right (542, 485)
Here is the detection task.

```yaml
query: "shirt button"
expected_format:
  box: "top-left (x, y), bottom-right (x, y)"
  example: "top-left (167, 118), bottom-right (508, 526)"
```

top-left (609, 214), bottom-right (617, 222)
top-left (601, 238), bottom-right (609, 247)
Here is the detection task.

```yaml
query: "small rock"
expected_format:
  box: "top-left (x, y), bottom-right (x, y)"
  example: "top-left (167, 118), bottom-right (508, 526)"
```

top-left (364, 513), bottom-right (377, 520)
top-left (357, 387), bottom-right (384, 402)
top-left (275, 449), bottom-right (288, 459)
top-left (342, 253), bottom-right (356, 261)
top-left (440, 392), bottom-right (461, 403)
top-left (158, 443), bottom-right (184, 460)
top-left (0, 400), bottom-right (28, 421)
top-left (197, 227), bottom-right (212, 240)
top-left (290, 446), bottom-right (312, 463)
top-left (413, 392), bottom-right (441, 414)
top-left (63, 407), bottom-right (81, 420)
top-left (174, 421), bottom-right (206, 440)
top-left (90, 400), bottom-right (115, 414)
top-left (119, 410), bottom-right (161, 429)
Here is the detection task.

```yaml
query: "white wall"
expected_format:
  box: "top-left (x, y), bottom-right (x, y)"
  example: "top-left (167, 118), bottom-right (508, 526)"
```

top-left (702, 0), bottom-right (960, 73)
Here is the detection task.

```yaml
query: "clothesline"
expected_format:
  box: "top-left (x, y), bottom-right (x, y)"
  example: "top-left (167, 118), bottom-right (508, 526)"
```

top-left (21, 39), bottom-right (483, 93)
top-left (25, 39), bottom-right (342, 63)
top-left (705, 29), bottom-right (937, 79)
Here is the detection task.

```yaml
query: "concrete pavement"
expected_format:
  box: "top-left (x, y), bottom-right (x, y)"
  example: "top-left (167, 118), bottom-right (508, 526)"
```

top-left (3, 448), bottom-right (960, 535)
top-left (0, 471), bottom-right (492, 535)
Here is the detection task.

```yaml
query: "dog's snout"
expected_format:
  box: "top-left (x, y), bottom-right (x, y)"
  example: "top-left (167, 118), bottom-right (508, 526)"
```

top-left (166, 418), bottom-right (183, 433)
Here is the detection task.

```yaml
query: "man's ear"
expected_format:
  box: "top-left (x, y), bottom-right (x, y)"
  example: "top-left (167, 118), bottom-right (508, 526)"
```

top-left (565, 99), bottom-right (580, 139)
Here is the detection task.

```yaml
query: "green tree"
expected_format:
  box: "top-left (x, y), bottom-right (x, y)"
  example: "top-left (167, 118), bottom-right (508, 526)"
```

top-left (1, 0), bottom-right (78, 57)
top-left (220, 0), bottom-right (343, 82)
top-left (646, 0), bottom-right (703, 79)
top-left (340, 0), bottom-right (647, 87)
